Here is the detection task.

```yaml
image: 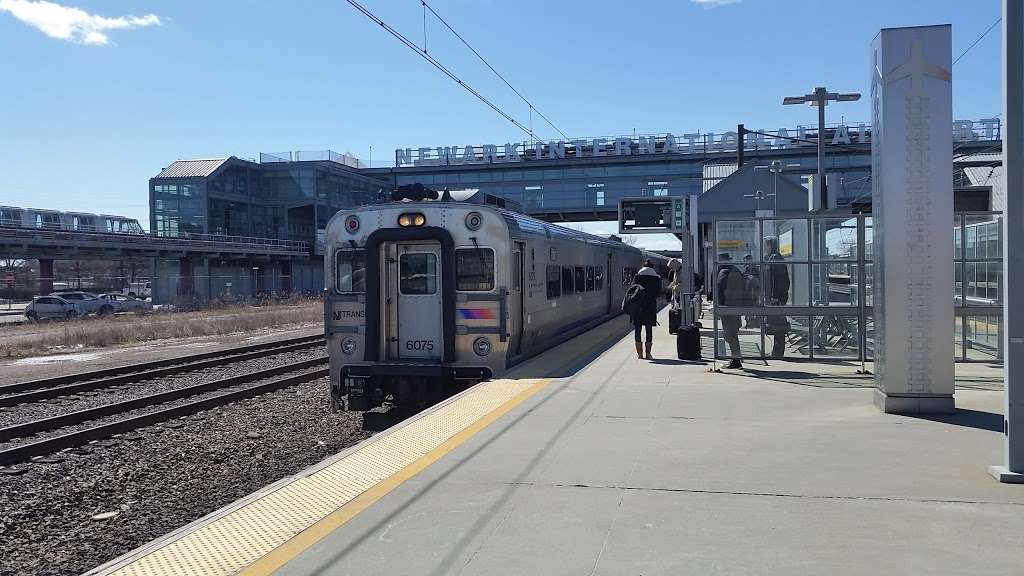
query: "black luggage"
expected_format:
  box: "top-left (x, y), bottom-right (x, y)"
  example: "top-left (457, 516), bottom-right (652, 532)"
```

top-left (668, 308), bottom-right (681, 335)
top-left (676, 324), bottom-right (701, 360)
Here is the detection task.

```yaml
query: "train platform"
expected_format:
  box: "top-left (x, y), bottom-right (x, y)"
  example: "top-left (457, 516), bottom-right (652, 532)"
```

top-left (88, 308), bottom-right (1022, 576)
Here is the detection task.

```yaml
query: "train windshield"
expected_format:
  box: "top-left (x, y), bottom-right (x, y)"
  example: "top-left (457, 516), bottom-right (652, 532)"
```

top-left (455, 248), bottom-right (495, 291)
top-left (336, 249), bottom-right (366, 293)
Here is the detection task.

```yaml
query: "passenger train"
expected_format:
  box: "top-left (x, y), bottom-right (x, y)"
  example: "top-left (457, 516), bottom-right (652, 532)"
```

top-left (324, 191), bottom-right (670, 411)
top-left (0, 206), bottom-right (144, 234)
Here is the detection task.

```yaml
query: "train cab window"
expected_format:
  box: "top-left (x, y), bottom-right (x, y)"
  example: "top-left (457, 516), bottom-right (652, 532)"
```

top-left (586, 266), bottom-right (595, 291)
top-left (546, 265), bottom-right (560, 299)
top-left (561, 266), bottom-right (573, 295)
top-left (455, 248), bottom-right (495, 291)
top-left (595, 266), bottom-right (604, 291)
top-left (574, 267), bottom-right (586, 293)
top-left (335, 249), bottom-right (367, 293)
top-left (400, 253), bottom-right (438, 295)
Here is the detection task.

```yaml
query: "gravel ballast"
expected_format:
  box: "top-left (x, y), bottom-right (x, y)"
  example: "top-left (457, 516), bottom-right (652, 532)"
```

top-left (0, 346), bottom-right (328, 429)
top-left (0, 377), bottom-right (371, 576)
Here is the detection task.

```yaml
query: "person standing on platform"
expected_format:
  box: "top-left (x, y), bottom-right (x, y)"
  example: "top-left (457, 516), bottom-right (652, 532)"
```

top-left (716, 254), bottom-right (748, 369)
top-left (630, 259), bottom-right (662, 360)
top-left (763, 237), bottom-right (791, 358)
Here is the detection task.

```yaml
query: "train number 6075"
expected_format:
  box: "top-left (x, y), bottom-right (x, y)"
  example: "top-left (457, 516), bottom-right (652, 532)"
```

top-left (405, 340), bottom-right (435, 351)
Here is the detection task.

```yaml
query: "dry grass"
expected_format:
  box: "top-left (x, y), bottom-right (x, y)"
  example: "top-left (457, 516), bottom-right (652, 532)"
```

top-left (0, 301), bottom-right (322, 359)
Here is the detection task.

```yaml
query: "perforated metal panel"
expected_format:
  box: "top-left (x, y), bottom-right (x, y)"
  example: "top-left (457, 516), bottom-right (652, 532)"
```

top-left (105, 378), bottom-right (540, 576)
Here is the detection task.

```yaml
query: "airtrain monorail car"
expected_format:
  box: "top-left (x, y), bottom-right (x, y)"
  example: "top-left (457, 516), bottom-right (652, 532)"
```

top-left (324, 196), bottom-right (667, 410)
top-left (0, 206), bottom-right (144, 234)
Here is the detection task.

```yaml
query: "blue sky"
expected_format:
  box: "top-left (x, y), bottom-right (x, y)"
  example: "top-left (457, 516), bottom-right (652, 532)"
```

top-left (0, 0), bottom-right (1003, 248)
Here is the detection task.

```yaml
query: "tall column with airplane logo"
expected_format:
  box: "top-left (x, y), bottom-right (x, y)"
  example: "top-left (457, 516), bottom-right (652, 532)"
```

top-left (871, 25), bottom-right (955, 413)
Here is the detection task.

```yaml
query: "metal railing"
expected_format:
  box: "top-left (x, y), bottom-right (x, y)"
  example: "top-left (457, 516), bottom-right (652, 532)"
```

top-left (711, 211), bottom-right (1004, 365)
top-left (0, 226), bottom-right (310, 255)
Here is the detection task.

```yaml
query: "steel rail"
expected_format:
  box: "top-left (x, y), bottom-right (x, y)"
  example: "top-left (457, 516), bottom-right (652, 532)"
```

top-left (0, 334), bottom-right (323, 396)
top-left (0, 365), bottom-right (329, 466)
top-left (0, 338), bottom-right (325, 407)
top-left (0, 357), bottom-right (327, 443)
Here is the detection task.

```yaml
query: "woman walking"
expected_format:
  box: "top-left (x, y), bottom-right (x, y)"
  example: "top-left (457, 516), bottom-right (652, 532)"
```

top-left (631, 259), bottom-right (662, 359)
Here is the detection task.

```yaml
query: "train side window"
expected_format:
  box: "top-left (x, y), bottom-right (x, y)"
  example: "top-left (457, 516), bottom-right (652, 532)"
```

top-left (586, 266), bottom-right (595, 291)
top-left (595, 266), bottom-right (604, 291)
top-left (561, 266), bottom-right (573, 295)
top-left (335, 249), bottom-right (366, 293)
top-left (455, 247), bottom-right (495, 291)
top-left (546, 265), bottom-right (560, 299)
top-left (399, 253), bottom-right (437, 295)
top-left (575, 267), bottom-right (586, 293)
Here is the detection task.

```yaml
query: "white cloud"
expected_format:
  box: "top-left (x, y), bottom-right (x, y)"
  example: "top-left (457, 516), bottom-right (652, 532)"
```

top-left (0, 0), bottom-right (160, 45)
top-left (690, 0), bottom-right (742, 7)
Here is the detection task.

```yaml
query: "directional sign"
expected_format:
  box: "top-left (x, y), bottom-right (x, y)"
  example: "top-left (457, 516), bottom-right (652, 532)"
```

top-left (618, 197), bottom-right (687, 234)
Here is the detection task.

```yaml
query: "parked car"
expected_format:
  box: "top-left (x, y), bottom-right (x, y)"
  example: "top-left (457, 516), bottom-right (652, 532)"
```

top-left (98, 293), bottom-right (153, 313)
top-left (25, 295), bottom-right (83, 320)
top-left (51, 291), bottom-right (108, 315)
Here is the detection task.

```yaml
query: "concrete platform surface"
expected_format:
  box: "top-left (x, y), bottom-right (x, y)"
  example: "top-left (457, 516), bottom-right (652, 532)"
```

top-left (267, 309), bottom-right (1019, 576)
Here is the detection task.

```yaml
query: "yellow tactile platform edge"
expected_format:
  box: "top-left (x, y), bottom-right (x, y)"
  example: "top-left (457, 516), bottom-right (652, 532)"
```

top-left (108, 378), bottom-right (548, 576)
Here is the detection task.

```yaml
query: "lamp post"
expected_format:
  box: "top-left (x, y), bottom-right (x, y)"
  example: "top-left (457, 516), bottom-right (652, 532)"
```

top-left (782, 87), bottom-right (861, 211)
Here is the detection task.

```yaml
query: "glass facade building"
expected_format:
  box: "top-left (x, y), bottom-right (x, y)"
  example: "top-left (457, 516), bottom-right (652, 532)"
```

top-left (150, 155), bottom-right (386, 249)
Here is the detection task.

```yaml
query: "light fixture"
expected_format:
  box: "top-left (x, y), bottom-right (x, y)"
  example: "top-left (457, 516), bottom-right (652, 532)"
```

top-left (465, 211), bottom-right (482, 231)
top-left (473, 337), bottom-right (492, 356)
top-left (398, 213), bottom-right (426, 227)
top-left (344, 215), bottom-right (360, 233)
top-left (341, 337), bottom-right (357, 355)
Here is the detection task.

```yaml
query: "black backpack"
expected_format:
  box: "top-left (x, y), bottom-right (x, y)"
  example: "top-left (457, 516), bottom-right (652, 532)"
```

top-left (622, 283), bottom-right (646, 315)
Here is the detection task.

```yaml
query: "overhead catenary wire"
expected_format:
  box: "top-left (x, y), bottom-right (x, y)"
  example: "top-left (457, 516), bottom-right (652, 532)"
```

top-left (419, 0), bottom-right (569, 141)
top-left (345, 0), bottom-right (538, 139)
top-left (954, 17), bottom-right (1001, 66)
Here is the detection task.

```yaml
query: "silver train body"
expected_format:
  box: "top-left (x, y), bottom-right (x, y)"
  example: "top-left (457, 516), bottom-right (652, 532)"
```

top-left (324, 200), bottom-right (669, 410)
top-left (0, 206), bottom-right (144, 234)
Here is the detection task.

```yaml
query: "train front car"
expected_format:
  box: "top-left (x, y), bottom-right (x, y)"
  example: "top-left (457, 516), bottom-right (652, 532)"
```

top-left (325, 197), bottom-right (647, 412)
top-left (325, 202), bottom-right (512, 411)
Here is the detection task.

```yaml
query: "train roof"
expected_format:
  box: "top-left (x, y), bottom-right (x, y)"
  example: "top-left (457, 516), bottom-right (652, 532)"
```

top-left (0, 206), bottom-right (138, 220)
top-left (347, 200), bottom-right (640, 252)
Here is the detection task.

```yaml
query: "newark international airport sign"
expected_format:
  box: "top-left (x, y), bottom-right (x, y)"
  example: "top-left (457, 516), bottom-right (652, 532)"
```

top-left (395, 119), bottom-right (999, 167)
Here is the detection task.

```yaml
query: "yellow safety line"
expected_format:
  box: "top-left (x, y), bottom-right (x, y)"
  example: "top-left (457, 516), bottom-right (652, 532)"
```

top-left (239, 377), bottom-right (554, 576)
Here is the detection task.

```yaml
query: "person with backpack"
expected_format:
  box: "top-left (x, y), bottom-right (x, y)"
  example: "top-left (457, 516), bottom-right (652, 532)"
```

top-left (623, 259), bottom-right (661, 359)
top-left (716, 253), bottom-right (752, 369)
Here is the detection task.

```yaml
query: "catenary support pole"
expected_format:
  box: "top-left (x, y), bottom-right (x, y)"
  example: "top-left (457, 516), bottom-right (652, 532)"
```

top-left (990, 0), bottom-right (1024, 483)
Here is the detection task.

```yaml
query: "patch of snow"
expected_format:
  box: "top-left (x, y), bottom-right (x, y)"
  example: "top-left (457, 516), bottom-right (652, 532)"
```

top-left (15, 352), bottom-right (103, 365)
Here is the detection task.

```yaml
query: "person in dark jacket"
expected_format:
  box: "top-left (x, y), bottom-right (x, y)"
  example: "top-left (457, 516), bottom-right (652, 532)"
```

top-left (716, 253), bottom-right (749, 369)
top-left (763, 237), bottom-right (791, 358)
top-left (631, 259), bottom-right (662, 359)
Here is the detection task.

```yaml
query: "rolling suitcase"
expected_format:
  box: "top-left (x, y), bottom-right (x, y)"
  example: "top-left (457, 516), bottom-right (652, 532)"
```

top-left (668, 308), bottom-right (681, 335)
top-left (676, 324), bottom-right (701, 360)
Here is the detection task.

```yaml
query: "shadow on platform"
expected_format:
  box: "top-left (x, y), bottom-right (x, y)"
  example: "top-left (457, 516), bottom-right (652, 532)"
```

top-left (907, 408), bottom-right (1004, 433)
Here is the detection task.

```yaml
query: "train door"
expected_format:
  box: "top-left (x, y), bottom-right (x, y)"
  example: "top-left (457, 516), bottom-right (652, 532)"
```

top-left (394, 242), bottom-right (443, 360)
top-left (512, 242), bottom-right (525, 356)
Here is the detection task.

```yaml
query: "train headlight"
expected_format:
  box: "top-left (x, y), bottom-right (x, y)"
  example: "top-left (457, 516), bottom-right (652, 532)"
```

top-left (398, 213), bottom-right (426, 227)
top-left (472, 337), bottom-right (492, 357)
top-left (341, 337), bottom-right (357, 355)
top-left (344, 215), bottom-right (360, 233)
top-left (465, 211), bottom-right (482, 231)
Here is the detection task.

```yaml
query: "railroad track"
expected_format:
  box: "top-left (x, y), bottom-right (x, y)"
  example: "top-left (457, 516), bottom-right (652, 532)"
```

top-left (0, 334), bottom-right (325, 407)
top-left (0, 357), bottom-right (329, 465)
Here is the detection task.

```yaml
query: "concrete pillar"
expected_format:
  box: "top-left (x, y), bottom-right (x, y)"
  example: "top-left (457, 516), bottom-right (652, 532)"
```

top-left (38, 258), bottom-right (53, 295)
top-left (990, 1), bottom-right (1024, 483)
top-left (177, 257), bottom-right (193, 298)
top-left (870, 25), bottom-right (955, 413)
top-left (281, 260), bottom-right (293, 294)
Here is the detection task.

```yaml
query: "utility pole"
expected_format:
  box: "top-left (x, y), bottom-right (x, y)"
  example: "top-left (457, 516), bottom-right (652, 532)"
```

top-left (991, 0), bottom-right (1024, 483)
top-left (783, 87), bottom-right (861, 211)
